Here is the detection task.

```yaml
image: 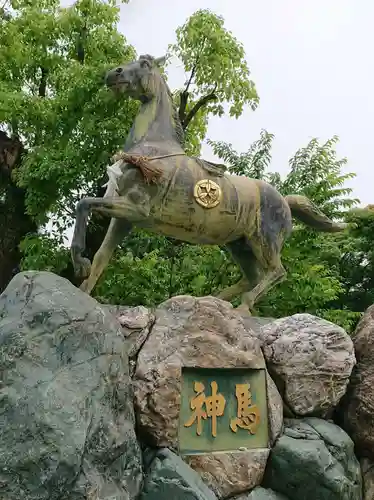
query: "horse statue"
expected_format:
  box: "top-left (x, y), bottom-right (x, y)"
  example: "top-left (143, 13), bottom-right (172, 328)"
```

top-left (70, 53), bottom-right (347, 313)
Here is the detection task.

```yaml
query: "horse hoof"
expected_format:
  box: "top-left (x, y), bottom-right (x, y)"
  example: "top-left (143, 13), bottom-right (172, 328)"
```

top-left (74, 257), bottom-right (91, 280)
top-left (79, 279), bottom-right (89, 293)
top-left (235, 303), bottom-right (253, 316)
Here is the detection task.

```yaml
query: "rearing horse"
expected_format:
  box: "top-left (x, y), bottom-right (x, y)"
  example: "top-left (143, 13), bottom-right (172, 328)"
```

top-left (70, 54), bottom-right (347, 312)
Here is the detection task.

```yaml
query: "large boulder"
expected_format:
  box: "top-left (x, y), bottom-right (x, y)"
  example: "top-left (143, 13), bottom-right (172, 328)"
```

top-left (133, 295), bottom-right (283, 499)
top-left (140, 448), bottom-right (217, 500)
top-left (361, 458), bottom-right (374, 500)
top-left (263, 418), bottom-right (362, 500)
top-left (338, 305), bottom-right (374, 459)
top-left (0, 271), bottom-right (142, 500)
top-left (102, 304), bottom-right (155, 375)
top-left (252, 314), bottom-right (355, 417)
top-left (234, 487), bottom-right (288, 499)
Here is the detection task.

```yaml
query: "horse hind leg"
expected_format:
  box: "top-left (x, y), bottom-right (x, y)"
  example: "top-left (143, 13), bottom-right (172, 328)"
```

top-left (80, 218), bottom-right (132, 295)
top-left (239, 242), bottom-right (286, 313)
top-left (216, 276), bottom-right (249, 303)
top-left (216, 237), bottom-right (264, 307)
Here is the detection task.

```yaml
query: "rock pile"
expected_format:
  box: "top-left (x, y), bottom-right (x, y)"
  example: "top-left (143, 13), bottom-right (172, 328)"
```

top-left (133, 295), bottom-right (282, 498)
top-left (0, 271), bottom-right (369, 499)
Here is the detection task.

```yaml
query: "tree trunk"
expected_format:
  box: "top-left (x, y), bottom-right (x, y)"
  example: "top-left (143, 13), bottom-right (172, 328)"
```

top-left (0, 132), bottom-right (37, 293)
top-left (0, 185), bottom-right (37, 293)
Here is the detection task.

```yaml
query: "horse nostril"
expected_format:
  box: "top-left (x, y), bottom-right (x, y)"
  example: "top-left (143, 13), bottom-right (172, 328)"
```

top-left (115, 67), bottom-right (122, 74)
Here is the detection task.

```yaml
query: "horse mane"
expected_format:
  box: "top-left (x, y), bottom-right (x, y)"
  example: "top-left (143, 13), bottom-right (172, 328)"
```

top-left (139, 54), bottom-right (185, 147)
top-left (166, 86), bottom-right (185, 147)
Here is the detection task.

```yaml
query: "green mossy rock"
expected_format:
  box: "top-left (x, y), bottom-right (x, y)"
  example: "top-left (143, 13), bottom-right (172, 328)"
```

top-left (263, 418), bottom-right (362, 500)
top-left (141, 448), bottom-right (217, 500)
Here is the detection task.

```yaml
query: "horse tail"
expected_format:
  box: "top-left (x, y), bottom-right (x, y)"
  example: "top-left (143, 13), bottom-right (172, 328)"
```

top-left (285, 194), bottom-right (347, 233)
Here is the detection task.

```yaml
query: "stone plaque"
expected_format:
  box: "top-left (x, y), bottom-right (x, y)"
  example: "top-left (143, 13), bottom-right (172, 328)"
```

top-left (179, 367), bottom-right (269, 454)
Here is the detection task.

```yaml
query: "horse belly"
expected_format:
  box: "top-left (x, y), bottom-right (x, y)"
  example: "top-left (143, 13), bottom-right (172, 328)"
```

top-left (154, 209), bottom-right (240, 244)
top-left (151, 169), bottom-right (257, 245)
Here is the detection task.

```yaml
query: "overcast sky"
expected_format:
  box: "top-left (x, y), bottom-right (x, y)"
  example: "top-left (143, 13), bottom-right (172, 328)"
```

top-left (118, 0), bottom-right (373, 206)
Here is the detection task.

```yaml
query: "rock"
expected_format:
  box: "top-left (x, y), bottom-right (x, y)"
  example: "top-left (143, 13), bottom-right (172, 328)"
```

top-left (256, 314), bottom-right (355, 417)
top-left (102, 304), bottom-right (155, 375)
top-left (361, 458), bottom-right (374, 500)
top-left (234, 487), bottom-right (288, 499)
top-left (241, 317), bottom-right (275, 337)
top-left (186, 451), bottom-right (270, 500)
top-left (0, 271), bottom-right (142, 500)
top-left (263, 418), bottom-right (362, 500)
top-left (338, 305), bottom-right (374, 459)
top-left (140, 448), bottom-right (217, 500)
top-left (133, 295), bottom-right (283, 498)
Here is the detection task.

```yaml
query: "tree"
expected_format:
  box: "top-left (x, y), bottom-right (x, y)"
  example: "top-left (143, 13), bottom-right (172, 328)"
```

top-left (12, 5), bottom-right (259, 294)
top-left (207, 129), bottom-right (274, 179)
top-left (11, 5), bottom-right (364, 332)
top-left (0, 0), bottom-right (135, 291)
top-left (169, 8), bottom-right (258, 155)
top-left (207, 134), bottom-right (361, 331)
top-left (327, 206), bottom-right (374, 316)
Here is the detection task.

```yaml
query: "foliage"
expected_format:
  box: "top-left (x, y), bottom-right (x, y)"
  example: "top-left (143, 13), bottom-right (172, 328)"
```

top-left (8, 3), bottom-right (258, 271)
top-left (170, 9), bottom-right (258, 117)
top-left (19, 233), bottom-right (70, 274)
top-left (208, 130), bottom-right (274, 178)
top-left (0, 0), bottom-right (136, 224)
top-left (4, 3), bottom-right (369, 333)
top-left (0, 0), bottom-right (138, 292)
top-left (169, 9), bottom-right (259, 155)
top-left (280, 136), bottom-right (358, 217)
top-left (206, 133), bottom-right (361, 332)
top-left (93, 241), bottom-right (236, 306)
top-left (328, 208), bottom-right (374, 315)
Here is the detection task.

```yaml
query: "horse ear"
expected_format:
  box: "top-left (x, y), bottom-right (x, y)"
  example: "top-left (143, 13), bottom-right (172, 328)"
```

top-left (154, 55), bottom-right (167, 67)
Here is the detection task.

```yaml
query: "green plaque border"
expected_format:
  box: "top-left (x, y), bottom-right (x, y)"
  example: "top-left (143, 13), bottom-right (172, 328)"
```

top-left (178, 367), bottom-right (269, 455)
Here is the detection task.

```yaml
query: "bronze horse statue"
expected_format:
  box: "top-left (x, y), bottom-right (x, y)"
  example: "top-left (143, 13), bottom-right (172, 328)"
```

top-left (70, 54), bottom-right (347, 312)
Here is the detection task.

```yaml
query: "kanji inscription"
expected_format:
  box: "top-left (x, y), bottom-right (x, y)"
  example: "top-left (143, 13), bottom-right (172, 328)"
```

top-left (179, 367), bottom-right (268, 454)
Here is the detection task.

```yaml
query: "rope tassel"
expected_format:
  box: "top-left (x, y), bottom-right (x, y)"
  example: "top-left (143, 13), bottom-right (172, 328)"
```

top-left (112, 151), bottom-right (164, 184)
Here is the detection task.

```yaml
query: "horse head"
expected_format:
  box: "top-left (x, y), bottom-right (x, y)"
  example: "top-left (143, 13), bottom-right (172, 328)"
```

top-left (106, 54), bottom-right (167, 102)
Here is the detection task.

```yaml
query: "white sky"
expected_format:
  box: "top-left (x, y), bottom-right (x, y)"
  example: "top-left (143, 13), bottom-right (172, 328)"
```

top-left (119, 0), bottom-right (373, 206)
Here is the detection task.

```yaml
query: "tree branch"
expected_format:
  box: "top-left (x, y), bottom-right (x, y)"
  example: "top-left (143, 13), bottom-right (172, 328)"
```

top-left (182, 85), bottom-right (218, 130)
top-left (0, 131), bottom-right (23, 178)
top-left (178, 90), bottom-right (189, 125)
top-left (76, 24), bottom-right (87, 64)
top-left (178, 63), bottom-right (197, 125)
top-left (38, 67), bottom-right (48, 97)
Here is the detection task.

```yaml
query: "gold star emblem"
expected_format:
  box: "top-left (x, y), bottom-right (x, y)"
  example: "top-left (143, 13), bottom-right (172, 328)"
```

top-left (193, 179), bottom-right (222, 209)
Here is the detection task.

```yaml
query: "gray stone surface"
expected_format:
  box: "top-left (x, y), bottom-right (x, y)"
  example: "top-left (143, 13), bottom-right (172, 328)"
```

top-left (140, 448), bottom-right (217, 500)
top-left (133, 295), bottom-right (283, 498)
top-left (102, 304), bottom-right (155, 376)
top-left (234, 487), bottom-right (288, 499)
top-left (361, 458), bottom-right (374, 500)
top-left (338, 304), bottom-right (374, 460)
top-left (255, 314), bottom-right (355, 417)
top-left (0, 271), bottom-right (142, 500)
top-left (263, 418), bottom-right (362, 500)
top-left (241, 316), bottom-right (275, 336)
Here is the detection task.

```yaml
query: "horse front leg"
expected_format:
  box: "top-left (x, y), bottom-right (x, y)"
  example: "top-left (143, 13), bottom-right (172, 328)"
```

top-left (70, 194), bottom-right (150, 281)
top-left (71, 197), bottom-right (93, 280)
top-left (80, 218), bottom-right (132, 295)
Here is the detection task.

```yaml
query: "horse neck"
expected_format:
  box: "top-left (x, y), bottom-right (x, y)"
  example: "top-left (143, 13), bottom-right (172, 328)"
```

top-left (125, 84), bottom-right (184, 156)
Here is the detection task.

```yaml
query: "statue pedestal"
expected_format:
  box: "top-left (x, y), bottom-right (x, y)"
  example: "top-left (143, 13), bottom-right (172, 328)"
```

top-left (133, 295), bottom-right (283, 498)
